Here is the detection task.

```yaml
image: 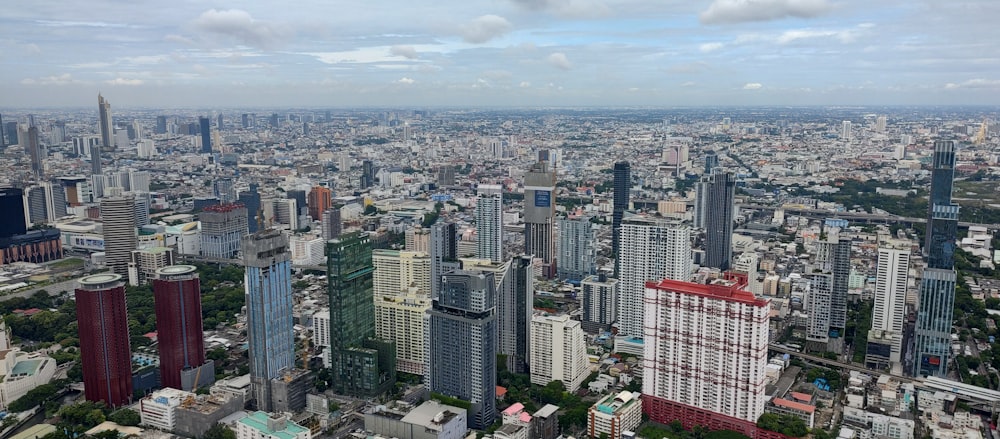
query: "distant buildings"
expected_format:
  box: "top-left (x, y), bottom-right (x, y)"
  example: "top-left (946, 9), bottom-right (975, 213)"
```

top-left (307, 186), bottom-right (332, 222)
top-left (98, 94), bottom-right (113, 150)
top-left (611, 161), bottom-right (630, 275)
top-left (199, 116), bottom-right (212, 153)
top-left (320, 207), bottom-right (342, 241)
top-left (75, 273), bottom-right (132, 407)
top-left (200, 203), bottom-right (249, 259)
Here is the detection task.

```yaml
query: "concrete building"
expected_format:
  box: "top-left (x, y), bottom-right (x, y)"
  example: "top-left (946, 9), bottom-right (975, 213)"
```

top-left (320, 208), bottom-right (342, 241)
top-left (866, 247), bottom-right (910, 372)
top-left (312, 310), bottom-right (331, 368)
top-left (695, 170), bottom-right (736, 270)
top-left (581, 274), bottom-right (618, 333)
top-left (557, 216), bottom-right (595, 282)
top-left (372, 249), bottom-right (432, 375)
top-left (200, 203), bottom-right (249, 259)
top-left (0, 321), bottom-right (56, 410)
top-left (100, 194), bottom-right (138, 275)
top-left (617, 216), bottom-right (691, 338)
top-left (587, 391), bottom-right (642, 439)
top-left (364, 400), bottom-right (468, 439)
top-left (152, 265), bottom-right (214, 391)
top-left (475, 185), bottom-right (503, 263)
top-left (127, 246), bottom-right (175, 286)
top-left (642, 274), bottom-right (770, 438)
top-left (75, 274), bottom-right (132, 407)
top-left (523, 160), bottom-right (556, 276)
top-left (530, 314), bottom-right (589, 392)
top-left (463, 255), bottom-right (533, 374)
top-left (236, 411), bottom-right (311, 439)
top-left (611, 161), bottom-right (630, 273)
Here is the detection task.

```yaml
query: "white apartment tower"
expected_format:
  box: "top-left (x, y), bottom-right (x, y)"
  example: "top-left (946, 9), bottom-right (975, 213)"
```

top-left (372, 250), bottom-right (432, 375)
top-left (475, 185), bottom-right (504, 263)
top-left (530, 314), bottom-right (589, 392)
top-left (617, 216), bottom-right (691, 338)
top-left (866, 247), bottom-right (910, 371)
top-left (643, 274), bottom-right (770, 428)
top-left (841, 120), bottom-right (852, 141)
top-left (312, 310), bottom-right (331, 368)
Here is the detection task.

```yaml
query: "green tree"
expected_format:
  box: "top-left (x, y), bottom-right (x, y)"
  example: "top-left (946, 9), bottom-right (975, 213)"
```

top-left (108, 408), bottom-right (140, 426)
top-left (202, 424), bottom-right (236, 439)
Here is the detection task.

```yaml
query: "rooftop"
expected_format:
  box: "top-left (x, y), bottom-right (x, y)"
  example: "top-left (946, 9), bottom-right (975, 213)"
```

top-left (11, 359), bottom-right (44, 377)
top-left (645, 272), bottom-right (769, 307)
top-left (238, 411), bottom-right (307, 439)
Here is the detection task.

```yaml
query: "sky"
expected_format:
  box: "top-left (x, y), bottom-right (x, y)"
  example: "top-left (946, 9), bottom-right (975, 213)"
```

top-left (3, 0), bottom-right (1000, 107)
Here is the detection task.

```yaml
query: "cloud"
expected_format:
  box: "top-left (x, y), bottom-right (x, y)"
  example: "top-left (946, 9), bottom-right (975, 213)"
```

top-left (24, 44), bottom-right (41, 54)
top-left (699, 42), bottom-right (725, 53)
top-left (743, 82), bottom-right (763, 89)
top-left (20, 73), bottom-right (81, 86)
top-left (681, 81), bottom-right (697, 87)
top-left (547, 52), bottom-right (573, 70)
top-left (519, 81), bottom-right (532, 88)
top-left (944, 79), bottom-right (1000, 89)
top-left (777, 28), bottom-right (858, 44)
top-left (390, 45), bottom-right (419, 59)
top-left (193, 9), bottom-right (288, 48)
top-left (395, 77), bottom-right (415, 84)
top-left (165, 34), bottom-right (196, 45)
top-left (460, 15), bottom-right (512, 44)
top-left (667, 62), bottom-right (710, 74)
top-left (508, 0), bottom-right (611, 18)
top-left (105, 78), bottom-right (145, 86)
top-left (700, 0), bottom-right (834, 24)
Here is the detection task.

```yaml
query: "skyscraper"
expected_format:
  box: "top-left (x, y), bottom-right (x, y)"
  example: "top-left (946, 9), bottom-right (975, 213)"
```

top-left (372, 250), bottom-right (431, 375)
top-left (153, 265), bottom-right (215, 391)
top-left (617, 216), bottom-right (691, 338)
top-left (155, 115), bottom-right (167, 134)
top-left (101, 194), bottom-right (138, 276)
top-left (76, 273), bottom-right (133, 407)
top-left (915, 140), bottom-right (959, 377)
top-left (27, 126), bottom-right (43, 178)
top-left (475, 185), bottom-right (503, 263)
top-left (841, 120), bottom-right (852, 141)
top-left (437, 166), bottom-right (455, 187)
top-left (307, 186), bottom-right (332, 222)
top-left (611, 162), bottom-right (630, 270)
top-left (581, 274), bottom-right (618, 333)
top-left (530, 314), bottom-right (588, 392)
top-left (524, 160), bottom-right (556, 276)
top-left (0, 188), bottom-right (26, 238)
top-left (697, 170), bottom-right (736, 270)
top-left (428, 270), bottom-right (497, 430)
top-left (464, 255), bottom-right (533, 374)
top-left (360, 159), bottom-right (375, 189)
top-left (98, 94), bottom-right (113, 151)
top-left (199, 117), bottom-right (212, 153)
top-left (243, 230), bottom-right (295, 412)
top-left (320, 207), bottom-right (342, 241)
top-left (90, 145), bottom-right (102, 175)
top-left (557, 216), bottom-right (595, 282)
top-left (199, 203), bottom-right (249, 259)
top-left (642, 274), bottom-right (770, 437)
top-left (213, 178), bottom-right (236, 204)
top-left (866, 247), bottom-right (910, 372)
top-left (704, 150), bottom-right (719, 174)
top-left (239, 183), bottom-right (263, 233)
top-left (430, 221), bottom-right (459, 297)
top-left (327, 232), bottom-right (396, 397)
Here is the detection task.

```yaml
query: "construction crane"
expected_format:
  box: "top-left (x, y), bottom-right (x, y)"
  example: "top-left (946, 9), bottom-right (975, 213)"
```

top-left (974, 117), bottom-right (989, 145)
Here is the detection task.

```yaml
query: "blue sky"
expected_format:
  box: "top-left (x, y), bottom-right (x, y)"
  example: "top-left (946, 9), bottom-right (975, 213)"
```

top-left (3, 0), bottom-right (999, 107)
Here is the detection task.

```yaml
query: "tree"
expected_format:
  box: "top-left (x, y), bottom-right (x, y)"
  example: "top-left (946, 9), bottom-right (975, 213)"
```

top-left (202, 424), bottom-right (236, 439)
top-left (108, 408), bottom-right (140, 426)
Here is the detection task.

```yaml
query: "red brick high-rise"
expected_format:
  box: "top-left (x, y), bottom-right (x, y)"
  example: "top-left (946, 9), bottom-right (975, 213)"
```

top-left (153, 265), bottom-right (214, 391)
top-left (75, 273), bottom-right (132, 407)
top-left (307, 186), bottom-right (332, 222)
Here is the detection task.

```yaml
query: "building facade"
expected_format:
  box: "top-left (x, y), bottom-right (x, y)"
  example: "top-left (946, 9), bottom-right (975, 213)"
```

top-left (556, 216), bottom-right (595, 282)
top-left (617, 216), bottom-right (691, 338)
top-left (611, 161), bottom-right (630, 270)
top-left (587, 391), bottom-right (642, 439)
top-left (200, 203), bottom-right (249, 259)
top-left (581, 274), bottom-right (618, 333)
top-left (866, 247), bottom-right (910, 371)
top-left (75, 274), bottom-right (133, 407)
top-left (696, 170), bottom-right (736, 270)
top-left (373, 250), bottom-right (432, 375)
top-left (524, 160), bottom-right (556, 276)
top-left (475, 185), bottom-right (503, 263)
top-left (153, 265), bottom-right (215, 391)
top-left (530, 314), bottom-right (588, 392)
top-left (101, 194), bottom-right (137, 275)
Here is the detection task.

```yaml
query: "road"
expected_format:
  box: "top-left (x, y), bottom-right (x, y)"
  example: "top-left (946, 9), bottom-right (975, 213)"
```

top-left (768, 344), bottom-right (919, 383)
top-left (0, 278), bottom-right (80, 303)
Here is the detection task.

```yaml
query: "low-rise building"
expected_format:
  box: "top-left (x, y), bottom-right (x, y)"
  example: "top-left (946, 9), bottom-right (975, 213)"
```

top-left (140, 387), bottom-right (243, 437)
top-left (236, 411), bottom-right (311, 439)
top-left (364, 400), bottom-right (468, 439)
top-left (587, 391), bottom-right (642, 439)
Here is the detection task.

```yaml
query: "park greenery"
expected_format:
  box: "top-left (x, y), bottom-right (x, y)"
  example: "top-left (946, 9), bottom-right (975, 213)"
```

top-left (756, 413), bottom-right (809, 437)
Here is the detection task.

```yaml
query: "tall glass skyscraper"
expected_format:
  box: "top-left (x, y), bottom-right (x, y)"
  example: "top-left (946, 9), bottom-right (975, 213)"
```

top-left (914, 140), bottom-right (958, 377)
top-left (612, 161), bottom-right (630, 275)
top-left (243, 230), bottom-right (295, 411)
top-left (697, 170), bottom-right (736, 271)
top-left (199, 116), bottom-right (212, 153)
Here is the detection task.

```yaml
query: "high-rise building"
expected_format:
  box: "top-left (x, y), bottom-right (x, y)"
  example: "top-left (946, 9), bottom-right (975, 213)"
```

top-left (611, 162), bottom-right (630, 270)
top-left (557, 216), bottom-right (595, 282)
top-left (437, 166), bottom-right (455, 187)
top-left (704, 150), bottom-right (720, 174)
top-left (286, 190), bottom-right (307, 217)
top-left (642, 274), bottom-right (770, 437)
top-left (243, 230), bottom-right (295, 412)
top-left (153, 265), bottom-right (215, 391)
top-left (101, 194), bottom-right (138, 276)
top-left (155, 115), bottom-right (168, 134)
top-left (475, 185), bottom-right (503, 263)
top-left (696, 170), bottom-right (736, 270)
top-left (465, 255), bottom-right (533, 374)
top-left (239, 183), bottom-right (263, 234)
top-left (361, 160), bottom-right (375, 189)
top-left (200, 204), bottom-right (248, 259)
top-left (213, 178), bottom-right (236, 204)
top-left (428, 270), bottom-right (497, 430)
top-left (866, 247), bottom-right (910, 372)
top-left (307, 186), bottom-right (332, 222)
top-left (373, 250), bottom-right (431, 375)
top-left (76, 273), bottom-right (132, 407)
top-left (530, 314), bottom-right (588, 392)
top-left (320, 207), bottom-right (341, 241)
top-left (217, 113), bottom-right (224, 131)
top-left (875, 115), bottom-right (887, 133)
top-left (581, 274), bottom-right (618, 333)
top-left (27, 126), bottom-right (43, 178)
top-left (915, 140), bottom-right (959, 377)
top-left (617, 216), bottom-right (691, 338)
top-left (430, 221), bottom-right (459, 297)
top-left (841, 120), bottom-right (852, 141)
top-left (327, 233), bottom-right (396, 397)
top-left (524, 160), bottom-right (556, 276)
top-left (0, 188), bottom-right (26, 238)
top-left (98, 94), bottom-right (113, 150)
top-left (90, 144), bottom-right (103, 176)
top-left (127, 247), bottom-right (175, 286)
top-left (200, 117), bottom-right (212, 153)
top-left (241, 113), bottom-right (253, 129)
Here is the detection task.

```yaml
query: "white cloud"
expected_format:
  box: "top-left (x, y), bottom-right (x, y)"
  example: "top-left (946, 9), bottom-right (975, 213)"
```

top-left (20, 73), bottom-right (81, 85)
top-left (460, 15), bottom-right (512, 44)
top-left (105, 78), bottom-right (145, 86)
top-left (743, 82), bottom-right (763, 89)
top-left (519, 81), bottom-right (532, 88)
top-left (390, 45), bottom-right (419, 59)
top-left (547, 52), bottom-right (573, 70)
top-left (24, 44), bottom-right (41, 54)
top-left (777, 28), bottom-right (858, 44)
top-left (700, 0), bottom-right (834, 24)
top-left (508, 0), bottom-right (611, 18)
top-left (699, 42), bottom-right (724, 53)
top-left (395, 77), bottom-right (415, 84)
top-left (193, 9), bottom-right (288, 48)
top-left (165, 34), bottom-right (196, 45)
top-left (945, 79), bottom-right (1000, 89)
top-left (681, 81), bottom-right (697, 87)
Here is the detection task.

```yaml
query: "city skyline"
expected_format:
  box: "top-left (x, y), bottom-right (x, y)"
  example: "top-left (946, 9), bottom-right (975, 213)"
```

top-left (3, 0), bottom-right (999, 107)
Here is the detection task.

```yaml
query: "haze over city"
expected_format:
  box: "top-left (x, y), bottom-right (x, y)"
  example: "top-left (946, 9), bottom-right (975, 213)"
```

top-left (4, 0), bottom-right (1000, 107)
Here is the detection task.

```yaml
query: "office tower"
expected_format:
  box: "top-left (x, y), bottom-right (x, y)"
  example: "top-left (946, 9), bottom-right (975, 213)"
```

top-left (271, 198), bottom-right (300, 230)
top-left (3, 121), bottom-right (15, 146)
top-left (428, 270), bottom-right (497, 430)
top-left (437, 166), bottom-right (455, 187)
top-left (915, 140), bottom-right (959, 377)
top-left (155, 116), bottom-right (167, 134)
top-left (643, 274), bottom-right (770, 436)
top-left (530, 314), bottom-right (588, 392)
top-left (405, 226), bottom-right (431, 253)
top-left (269, 113), bottom-right (280, 128)
top-left (217, 113), bottom-right (224, 131)
top-left (876, 115), bottom-right (887, 133)
top-left (866, 247), bottom-right (910, 371)
top-left (557, 216), bottom-right (595, 282)
top-left (130, 170), bottom-right (151, 193)
top-left (98, 93), bottom-right (113, 150)
top-left (0, 188), bottom-right (26, 238)
top-left (466, 255), bottom-right (533, 374)
top-left (611, 162), bottom-right (630, 266)
top-left (841, 120), bottom-right (852, 141)
top-left (199, 204), bottom-right (249, 259)
top-left (75, 273), bottom-right (133, 407)
top-left (373, 250), bottom-right (432, 375)
top-left (0, 114), bottom-right (4, 146)
top-left (134, 195), bottom-right (150, 227)
top-left (127, 247), bottom-right (175, 286)
top-left (475, 185), bottom-right (503, 263)
top-left (302, 122), bottom-right (310, 136)
top-left (704, 149), bottom-right (719, 174)
top-left (213, 178), bottom-right (236, 204)
top-left (101, 194), bottom-right (138, 276)
top-left (286, 190), bottom-right (307, 215)
top-left (243, 230), bottom-right (295, 412)
top-left (307, 186), bottom-right (332, 221)
top-left (241, 113), bottom-right (252, 129)
top-left (27, 127), bottom-right (43, 178)
top-left (581, 274), bottom-right (618, 333)
top-left (320, 208), bottom-right (342, 241)
top-left (153, 265), bottom-right (215, 391)
top-left (697, 170), bottom-right (736, 270)
top-left (524, 160), bottom-right (556, 276)
top-left (23, 185), bottom-right (48, 226)
top-left (361, 160), bottom-right (375, 189)
top-left (617, 216), bottom-right (691, 338)
top-left (90, 145), bottom-right (103, 175)
top-left (199, 117), bottom-right (212, 153)
top-left (430, 221), bottom-right (458, 297)
top-left (239, 184), bottom-right (263, 233)
top-left (327, 232), bottom-right (396, 397)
